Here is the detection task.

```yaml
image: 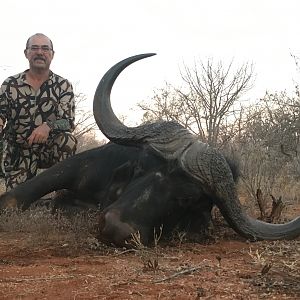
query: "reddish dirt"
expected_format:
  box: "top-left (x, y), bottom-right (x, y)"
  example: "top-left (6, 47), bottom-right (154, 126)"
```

top-left (0, 228), bottom-right (299, 300)
top-left (0, 191), bottom-right (299, 300)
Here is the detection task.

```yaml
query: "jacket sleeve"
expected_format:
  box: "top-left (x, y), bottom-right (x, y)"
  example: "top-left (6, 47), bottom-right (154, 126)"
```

top-left (0, 79), bottom-right (9, 126)
top-left (50, 79), bottom-right (75, 132)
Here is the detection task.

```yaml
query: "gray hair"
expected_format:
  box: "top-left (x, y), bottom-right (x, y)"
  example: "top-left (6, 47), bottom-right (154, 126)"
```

top-left (25, 33), bottom-right (54, 50)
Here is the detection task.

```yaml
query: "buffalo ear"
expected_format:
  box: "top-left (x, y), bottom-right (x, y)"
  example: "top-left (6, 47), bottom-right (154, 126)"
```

top-left (103, 162), bottom-right (136, 206)
top-left (110, 161), bottom-right (136, 183)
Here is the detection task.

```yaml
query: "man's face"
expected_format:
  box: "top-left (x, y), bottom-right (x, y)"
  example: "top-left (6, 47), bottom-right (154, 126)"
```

top-left (24, 35), bottom-right (54, 71)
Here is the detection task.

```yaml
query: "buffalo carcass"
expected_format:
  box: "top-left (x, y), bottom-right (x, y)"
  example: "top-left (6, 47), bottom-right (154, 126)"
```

top-left (0, 54), bottom-right (299, 247)
top-left (93, 53), bottom-right (300, 245)
top-left (0, 140), bottom-right (237, 246)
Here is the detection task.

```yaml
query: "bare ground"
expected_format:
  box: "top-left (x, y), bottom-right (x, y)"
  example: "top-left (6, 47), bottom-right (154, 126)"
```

top-left (0, 219), bottom-right (299, 299)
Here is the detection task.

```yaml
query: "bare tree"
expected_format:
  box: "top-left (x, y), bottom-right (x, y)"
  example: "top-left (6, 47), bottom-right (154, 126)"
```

top-left (76, 130), bottom-right (107, 153)
top-left (232, 89), bottom-right (300, 205)
top-left (238, 91), bottom-right (300, 163)
top-left (138, 58), bottom-right (254, 147)
top-left (260, 91), bottom-right (300, 158)
top-left (73, 92), bottom-right (98, 140)
top-left (180, 59), bottom-right (253, 146)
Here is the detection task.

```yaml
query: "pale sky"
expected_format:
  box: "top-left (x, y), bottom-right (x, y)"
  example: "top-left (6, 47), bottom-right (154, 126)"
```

top-left (1, 0), bottom-right (299, 124)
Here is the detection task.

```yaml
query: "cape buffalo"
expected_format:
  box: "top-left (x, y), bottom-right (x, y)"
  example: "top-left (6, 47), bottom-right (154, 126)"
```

top-left (0, 53), bottom-right (300, 247)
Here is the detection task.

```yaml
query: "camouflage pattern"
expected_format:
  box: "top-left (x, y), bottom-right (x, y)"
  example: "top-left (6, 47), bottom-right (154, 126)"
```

top-left (2, 132), bottom-right (77, 190)
top-left (0, 70), bottom-right (75, 142)
top-left (0, 70), bottom-right (77, 190)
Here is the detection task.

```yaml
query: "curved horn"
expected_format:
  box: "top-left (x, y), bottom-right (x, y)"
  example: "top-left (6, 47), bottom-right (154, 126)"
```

top-left (181, 141), bottom-right (300, 241)
top-left (93, 53), bottom-right (155, 143)
top-left (93, 53), bottom-right (196, 160)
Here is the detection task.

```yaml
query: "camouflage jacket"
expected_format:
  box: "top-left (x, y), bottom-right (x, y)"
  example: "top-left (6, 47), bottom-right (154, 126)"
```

top-left (0, 70), bottom-right (75, 144)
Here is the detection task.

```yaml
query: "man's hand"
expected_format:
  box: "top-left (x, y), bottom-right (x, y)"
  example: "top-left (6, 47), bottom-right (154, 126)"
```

top-left (27, 123), bottom-right (51, 146)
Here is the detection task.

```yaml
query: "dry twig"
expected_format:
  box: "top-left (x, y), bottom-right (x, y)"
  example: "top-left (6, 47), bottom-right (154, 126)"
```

top-left (154, 265), bottom-right (202, 283)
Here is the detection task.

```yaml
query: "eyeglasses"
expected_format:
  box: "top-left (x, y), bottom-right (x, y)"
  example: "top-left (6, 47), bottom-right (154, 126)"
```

top-left (27, 45), bottom-right (53, 53)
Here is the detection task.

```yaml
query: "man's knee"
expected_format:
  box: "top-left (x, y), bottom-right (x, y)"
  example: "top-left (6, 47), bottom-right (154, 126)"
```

top-left (53, 132), bottom-right (77, 157)
top-left (38, 132), bottom-right (77, 168)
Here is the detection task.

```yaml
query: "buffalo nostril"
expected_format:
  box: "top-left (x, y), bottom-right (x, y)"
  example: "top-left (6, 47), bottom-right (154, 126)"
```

top-left (96, 209), bottom-right (137, 247)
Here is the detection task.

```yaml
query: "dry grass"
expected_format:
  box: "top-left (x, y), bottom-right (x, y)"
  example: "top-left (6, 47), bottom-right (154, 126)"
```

top-left (0, 206), bottom-right (103, 254)
top-left (248, 240), bottom-right (300, 294)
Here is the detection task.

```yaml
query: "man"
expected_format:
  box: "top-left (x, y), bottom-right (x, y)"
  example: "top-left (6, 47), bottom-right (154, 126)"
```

top-left (0, 33), bottom-right (77, 191)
